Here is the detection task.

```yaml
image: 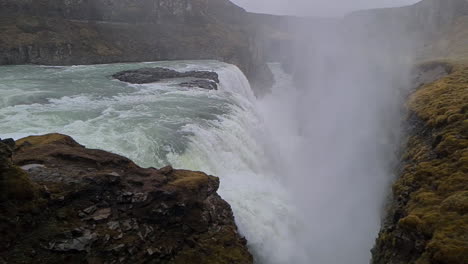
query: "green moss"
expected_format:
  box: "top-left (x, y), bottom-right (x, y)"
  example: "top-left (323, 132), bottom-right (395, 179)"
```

top-left (440, 191), bottom-right (468, 214)
top-left (169, 170), bottom-right (212, 190)
top-left (16, 133), bottom-right (73, 147)
top-left (398, 215), bottom-right (424, 232)
top-left (172, 226), bottom-right (252, 264)
top-left (0, 165), bottom-right (37, 201)
top-left (375, 62), bottom-right (468, 264)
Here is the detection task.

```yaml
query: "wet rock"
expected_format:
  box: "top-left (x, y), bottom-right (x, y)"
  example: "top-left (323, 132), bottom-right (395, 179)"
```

top-left (112, 67), bottom-right (219, 85)
top-left (179, 79), bottom-right (218, 90)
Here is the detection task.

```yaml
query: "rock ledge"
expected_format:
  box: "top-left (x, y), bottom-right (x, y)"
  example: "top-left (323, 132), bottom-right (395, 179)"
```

top-left (0, 134), bottom-right (252, 264)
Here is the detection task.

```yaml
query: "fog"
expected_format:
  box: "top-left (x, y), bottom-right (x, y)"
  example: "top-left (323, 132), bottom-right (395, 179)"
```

top-left (233, 0), bottom-right (420, 16)
top-left (252, 1), bottom-right (419, 263)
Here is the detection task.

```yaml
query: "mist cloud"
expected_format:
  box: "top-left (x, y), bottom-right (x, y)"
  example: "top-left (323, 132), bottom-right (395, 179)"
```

top-left (232, 0), bottom-right (421, 16)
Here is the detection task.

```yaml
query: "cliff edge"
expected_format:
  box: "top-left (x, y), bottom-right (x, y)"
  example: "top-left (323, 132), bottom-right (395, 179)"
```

top-left (371, 62), bottom-right (468, 264)
top-left (0, 134), bottom-right (253, 264)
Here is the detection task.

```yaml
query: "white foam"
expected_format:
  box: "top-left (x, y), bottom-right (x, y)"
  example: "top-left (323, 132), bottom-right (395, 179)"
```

top-left (0, 61), bottom-right (301, 264)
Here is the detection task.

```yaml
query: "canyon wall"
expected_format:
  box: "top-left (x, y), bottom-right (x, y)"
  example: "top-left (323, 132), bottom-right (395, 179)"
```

top-left (0, 0), bottom-right (273, 94)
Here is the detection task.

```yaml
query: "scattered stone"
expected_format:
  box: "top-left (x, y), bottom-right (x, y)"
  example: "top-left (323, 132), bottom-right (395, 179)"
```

top-left (89, 208), bottom-right (111, 221)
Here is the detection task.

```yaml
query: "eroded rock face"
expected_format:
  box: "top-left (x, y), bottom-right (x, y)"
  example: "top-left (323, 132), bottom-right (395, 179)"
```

top-left (0, 133), bottom-right (252, 264)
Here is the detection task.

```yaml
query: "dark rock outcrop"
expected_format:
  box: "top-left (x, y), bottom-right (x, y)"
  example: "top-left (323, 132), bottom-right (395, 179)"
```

top-left (0, 134), bottom-right (253, 264)
top-left (0, 0), bottom-right (275, 94)
top-left (112, 67), bottom-right (219, 89)
top-left (179, 80), bottom-right (218, 90)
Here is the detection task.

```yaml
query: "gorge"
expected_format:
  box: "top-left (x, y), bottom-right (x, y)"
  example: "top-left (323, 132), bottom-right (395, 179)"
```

top-left (1, 0), bottom-right (467, 264)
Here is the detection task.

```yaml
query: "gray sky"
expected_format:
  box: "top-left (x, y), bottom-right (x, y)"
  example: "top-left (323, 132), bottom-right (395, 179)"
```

top-left (231, 0), bottom-right (421, 16)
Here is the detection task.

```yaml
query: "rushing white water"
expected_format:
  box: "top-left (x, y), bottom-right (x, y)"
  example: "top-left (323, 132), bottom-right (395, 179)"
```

top-left (0, 60), bottom-right (302, 263)
top-left (0, 56), bottom-right (408, 263)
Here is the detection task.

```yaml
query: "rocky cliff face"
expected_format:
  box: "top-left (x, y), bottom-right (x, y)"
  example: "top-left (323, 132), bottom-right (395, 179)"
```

top-left (0, 134), bottom-right (252, 264)
top-left (371, 61), bottom-right (468, 264)
top-left (0, 0), bottom-right (273, 95)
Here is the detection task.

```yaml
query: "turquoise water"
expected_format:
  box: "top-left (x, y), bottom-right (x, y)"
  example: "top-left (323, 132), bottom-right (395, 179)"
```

top-left (0, 60), bottom-right (298, 264)
top-left (0, 61), bottom-right (244, 166)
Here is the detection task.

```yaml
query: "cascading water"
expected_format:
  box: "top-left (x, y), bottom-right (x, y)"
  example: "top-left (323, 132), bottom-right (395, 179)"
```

top-left (0, 50), bottom-right (410, 263)
top-left (0, 60), bottom-right (302, 264)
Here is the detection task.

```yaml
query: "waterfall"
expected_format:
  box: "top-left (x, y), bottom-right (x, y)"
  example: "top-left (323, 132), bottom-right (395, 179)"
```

top-left (0, 56), bottom-right (410, 263)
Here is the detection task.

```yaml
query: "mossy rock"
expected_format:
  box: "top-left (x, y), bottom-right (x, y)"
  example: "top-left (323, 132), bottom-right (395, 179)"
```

top-left (16, 133), bottom-right (79, 148)
top-left (372, 62), bottom-right (468, 264)
top-left (440, 191), bottom-right (468, 214)
top-left (0, 165), bottom-right (37, 202)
